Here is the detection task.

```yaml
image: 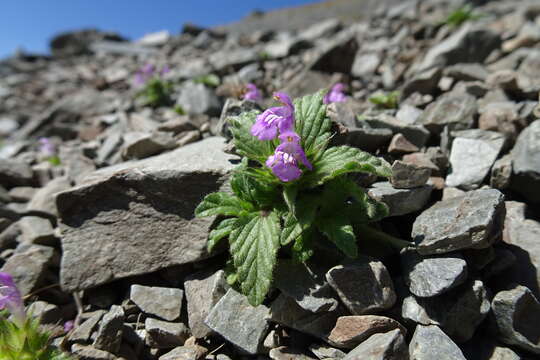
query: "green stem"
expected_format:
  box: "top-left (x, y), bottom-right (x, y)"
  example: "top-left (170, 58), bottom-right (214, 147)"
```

top-left (356, 224), bottom-right (411, 251)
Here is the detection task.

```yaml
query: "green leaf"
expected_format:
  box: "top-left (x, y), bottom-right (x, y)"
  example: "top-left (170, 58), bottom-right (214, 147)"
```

top-left (280, 195), bottom-right (318, 246)
top-left (229, 110), bottom-right (276, 163)
top-left (293, 90), bottom-right (332, 156)
top-left (282, 186), bottom-right (298, 214)
top-left (317, 218), bottom-right (358, 258)
top-left (195, 192), bottom-right (251, 217)
top-left (303, 146), bottom-right (392, 187)
top-left (229, 212), bottom-right (280, 306)
top-left (208, 218), bottom-right (237, 252)
top-left (231, 169), bottom-right (279, 208)
top-left (291, 227), bottom-right (315, 263)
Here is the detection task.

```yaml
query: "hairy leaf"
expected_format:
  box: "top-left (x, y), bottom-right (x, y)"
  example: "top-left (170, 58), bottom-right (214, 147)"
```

top-left (318, 217), bottom-right (358, 258)
top-left (229, 110), bottom-right (276, 163)
top-left (303, 146), bottom-right (392, 187)
top-left (229, 212), bottom-right (280, 306)
top-left (195, 192), bottom-right (251, 218)
top-left (293, 90), bottom-right (332, 156)
top-left (231, 170), bottom-right (279, 208)
top-left (280, 195), bottom-right (318, 246)
top-left (208, 218), bottom-right (238, 252)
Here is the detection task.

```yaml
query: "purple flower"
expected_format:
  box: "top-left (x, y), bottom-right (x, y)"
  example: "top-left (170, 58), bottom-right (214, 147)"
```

top-left (251, 92), bottom-right (294, 140)
top-left (134, 63), bottom-right (157, 86)
top-left (266, 131), bottom-right (312, 182)
top-left (0, 272), bottom-right (25, 326)
top-left (39, 137), bottom-right (56, 157)
top-left (323, 83), bottom-right (347, 104)
top-left (64, 320), bottom-right (75, 332)
top-left (243, 83), bottom-right (262, 101)
top-left (161, 65), bottom-right (170, 76)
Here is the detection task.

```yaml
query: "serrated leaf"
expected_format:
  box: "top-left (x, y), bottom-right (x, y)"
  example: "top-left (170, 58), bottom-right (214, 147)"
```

top-left (229, 212), bottom-right (280, 306)
top-left (318, 218), bottom-right (358, 258)
top-left (280, 195), bottom-right (319, 245)
top-left (303, 146), bottom-right (392, 187)
top-left (195, 192), bottom-right (251, 217)
top-left (231, 170), bottom-right (279, 208)
top-left (293, 90), bottom-right (332, 156)
top-left (208, 218), bottom-right (238, 252)
top-left (282, 186), bottom-right (297, 214)
top-left (229, 110), bottom-right (276, 163)
top-left (291, 227), bottom-right (314, 263)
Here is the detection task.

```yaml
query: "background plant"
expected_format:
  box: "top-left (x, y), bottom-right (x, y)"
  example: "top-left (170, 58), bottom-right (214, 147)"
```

top-left (444, 4), bottom-right (482, 28)
top-left (369, 91), bottom-right (400, 109)
top-left (195, 90), bottom-right (397, 306)
top-left (134, 64), bottom-right (173, 107)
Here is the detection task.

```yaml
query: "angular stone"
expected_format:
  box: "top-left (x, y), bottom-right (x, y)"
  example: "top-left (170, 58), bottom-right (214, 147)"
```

top-left (93, 305), bottom-right (124, 354)
top-left (27, 176), bottom-right (70, 216)
top-left (71, 344), bottom-right (117, 360)
top-left (67, 311), bottom-right (105, 345)
top-left (269, 346), bottom-right (317, 360)
top-left (209, 48), bottom-right (259, 71)
top-left (274, 260), bottom-right (338, 313)
top-left (0, 244), bottom-right (55, 295)
top-left (205, 289), bottom-right (269, 355)
top-left (401, 248), bottom-right (467, 298)
top-left (343, 329), bottom-right (408, 360)
top-left (446, 130), bottom-right (506, 189)
top-left (26, 300), bottom-right (62, 324)
top-left (145, 318), bottom-right (190, 349)
top-left (18, 216), bottom-right (55, 245)
top-left (0, 159), bottom-right (33, 187)
top-left (184, 269), bottom-right (228, 338)
top-left (412, 189), bottom-right (505, 255)
top-left (130, 285), bottom-right (183, 321)
top-left (402, 67), bottom-right (442, 98)
top-left (478, 102), bottom-right (521, 139)
top-left (351, 53), bottom-right (380, 77)
top-left (388, 134), bottom-right (419, 155)
top-left (402, 153), bottom-right (439, 175)
top-left (122, 131), bottom-right (177, 160)
top-left (409, 325), bottom-right (466, 360)
top-left (363, 114), bottom-right (430, 148)
top-left (327, 315), bottom-right (405, 350)
top-left (217, 98), bottom-right (261, 139)
top-left (57, 138), bottom-right (236, 291)
top-left (159, 345), bottom-right (208, 360)
top-left (511, 120), bottom-right (540, 203)
top-left (491, 285), bottom-right (540, 354)
top-left (308, 344), bottom-right (346, 360)
top-left (368, 182), bottom-right (432, 217)
top-left (176, 82), bottom-right (221, 116)
top-left (326, 257), bottom-right (396, 315)
top-left (390, 161), bottom-right (430, 189)
top-left (491, 154), bottom-right (513, 190)
top-left (418, 93), bottom-right (477, 134)
top-left (445, 63), bottom-right (489, 82)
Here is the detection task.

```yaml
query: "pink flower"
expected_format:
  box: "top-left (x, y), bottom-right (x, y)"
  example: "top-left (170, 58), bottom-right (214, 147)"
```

top-left (323, 83), bottom-right (347, 104)
top-left (38, 137), bottom-right (56, 157)
top-left (0, 272), bottom-right (25, 326)
top-left (64, 320), bottom-right (75, 332)
top-left (251, 92), bottom-right (294, 140)
top-left (243, 83), bottom-right (262, 101)
top-left (266, 131), bottom-right (312, 182)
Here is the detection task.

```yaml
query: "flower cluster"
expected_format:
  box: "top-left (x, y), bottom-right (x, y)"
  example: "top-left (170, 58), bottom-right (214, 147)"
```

top-left (323, 83), bottom-right (347, 104)
top-left (251, 92), bottom-right (311, 182)
top-left (243, 83), bottom-right (262, 101)
top-left (0, 272), bottom-right (24, 326)
top-left (38, 137), bottom-right (61, 166)
top-left (134, 64), bottom-right (170, 86)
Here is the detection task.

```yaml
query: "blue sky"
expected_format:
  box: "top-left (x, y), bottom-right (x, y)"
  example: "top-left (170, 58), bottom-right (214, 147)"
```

top-left (0, 0), bottom-right (317, 59)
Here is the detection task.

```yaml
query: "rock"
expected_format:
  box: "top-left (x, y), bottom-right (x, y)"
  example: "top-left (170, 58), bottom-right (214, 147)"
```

top-left (478, 102), bottom-right (521, 139)
top-left (416, 23), bottom-right (501, 73)
top-left (274, 260), bottom-right (339, 313)
top-left (209, 48), bottom-right (259, 71)
top-left (387, 134), bottom-right (419, 155)
top-left (130, 285), bottom-right (183, 321)
top-left (71, 344), bottom-right (117, 360)
top-left (122, 131), bottom-right (177, 159)
top-left (408, 325), bottom-right (466, 360)
top-left (264, 33), bottom-right (308, 59)
top-left (298, 18), bottom-right (341, 42)
top-left (418, 93), bottom-right (477, 134)
top-left (204, 289), bottom-right (270, 355)
top-left (402, 153), bottom-right (440, 175)
top-left (26, 300), bottom-right (62, 324)
top-left (368, 182), bottom-right (432, 217)
top-left (184, 269), bottom-right (228, 338)
top-left (145, 318), bottom-right (190, 349)
top-left (351, 53), bottom-right (381, 77)
top-left (18, 216), bottom-right (55, 245)
top-left (326, 257), bottom-right (396, 315)
top-left (510, 120), bottom-right (540, 203)
top-left (93, 305), bottom-right (124, 354)
top-left (217, 98), bottom-right (261, 138)
top-left (269, 346), bottom-right (318, 360)
top-left (309, 30), bottom-right (358, 74)
top-left (412, 189), bottom-right (505, 255)
top-left (0, 244), bottom-right (55, 295)
top-left (390, 161), bottom-right (430, 189)
top-left (503, 21), bottom-right (540, 52)
top-left (401, 248), bottom-right (468, 298)
top-left (9, 186), bottom-right (37, 202)
top-left (402, 67), bottom-right (442, 98)
top-left (327, 315), bottom-right (405, 350)
top-left (159, 345), bottom-right (208, 360)
top-left (176, 82), bottom-right (221, 116)
top-left (57, 137), bottom-right (236, 292)
top-left (0, 159), bottom-right (33, 187)
top-left (343, 329), bottom-right (408, 360)
top-left (445, 63), bottom-right (489, 82)
top-left (446, 129), bottom-right (506, 189)
top-left (27, 176), bottom-right (70, 216)
top-left (491, 285), bottom-right (540, 354)
top-left (363, 114), bottom-right (430, 148)
top-left (137, 30), bottom-right (170, 46)
top-left (67, 311), bottom-right (105, 345)
top-left (308, 344), bottom-right (346, 359)
top-left (50, 29), bottom-right (125, 57)
top-left (491, 154), bottom-right (513, 190)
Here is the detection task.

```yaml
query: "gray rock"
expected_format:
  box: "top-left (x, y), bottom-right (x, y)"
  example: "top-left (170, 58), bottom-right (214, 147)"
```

top-left (511, 120), bottom-right (540, 203)
top-left (416, 23), bottom-right (500, 73)
top-left (217, 98), bottom-right (261, 139)
top-left (326, 257), bottom-right (396, 315)
top-left (57, 137), bottom-right (236, 292)
top-left (390, 161), bottom-right (430, 189)
top-left (67, 311), bottom-right (105, 345)
top-left (71, 344), bottom-right (117, 360)
top-left (409, 325), bottom-right (466, 360)
top-left (327, 315), bottom-right (405, 350)
top-left (18, 216), bottom-right (55, 245)
top-left (412, 189), bottom-right (505, 255)
top-left (159, 345), bottom-right (208, 360)
top-left (205, 288), bottom-right (270, 355)
top-left (418, 93), bottom-right (477, 134)
top-left (396, 105), bottom-right (423, 126)
top-left (402, 67), bottom-right (442, 98)
top-left (209, 48), bottom-right (259, 71)
top-left (309, 344), bottom-right (346, 359)
top-left (368, 182), bottom-right (432, 217)
top-left (491, 285), bottom-right (540, 354)
top-left (388, 134), bottom-right (419, 155)
top-left (491, 154), bottom-right (513, 190)
top-left (122, 131), bottom-right (177, 160)
top-left (176, 82), bottom-right (221, 116)
top-left (26, 300), bottom-right (62, 324)
top-left (488, 346), bottom-right (522, 360)
top-left (184, 269), bottom-right (228, 338)
top-left (145, 317), bottom-right (190, 349)
top-left (269, 346), bottom-right (318, 360)
top-left (298, 18), bottom-right (341, 42)
top-left (401, 249), bottom-right (467, 298)
top-left (446, 130), bottom-right (506, 189)
top-left (0, 244), bottom-right (55, 295)
top-left (351, 53), bottom-right (381, 77)
top-left (274, 260), bottom-right (339, 313)
top-left (363, 114), bottom-right (430, 148)
top-left (93, 305), bottom-right (124, 354)
top-left (27, 176), bottom-right (70, 216)
top-left (130, 285), bottom-right (183, 321)
top-left (0, 159), bottom-right (33, 187)
top-left (343, 329), bottom-right (408, 360)
top-left (444, 63), bottom-right (489, 82)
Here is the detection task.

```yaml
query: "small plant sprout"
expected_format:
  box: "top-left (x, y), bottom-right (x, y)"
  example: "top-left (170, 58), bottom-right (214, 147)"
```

top-left (444, 4), bottom-right (482, 28)
top-left (38, 138), bottom-right (61, 166)
top-left (134, 64), bottom-right (173, 107)
top-left (243, 83), bottom-right (262, 101)
top-left (0, 272), bottom-right (72, 360)
top-left (323, 83), bottom-right (347, 104)
top-left (193, 73), bottom-right (221, 88)
top-left (369, 91), bottom-right (400, 109)
top-left (195, 90), bottom-right (404, 306)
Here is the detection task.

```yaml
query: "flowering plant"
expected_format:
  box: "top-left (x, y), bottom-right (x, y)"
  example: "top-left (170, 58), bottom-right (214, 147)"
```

top-left (195, 90), bottom-right (392, 306)
top-left (0, 272), bottom-right (72, 360)
top-left (134, 64), bottom-right (173, 107)
top-left (39, 138), bottom-right (61, 166)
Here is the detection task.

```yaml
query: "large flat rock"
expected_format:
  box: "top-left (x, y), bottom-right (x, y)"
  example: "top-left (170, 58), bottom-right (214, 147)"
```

top-left (57, 137), bottom-right (237, 291)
